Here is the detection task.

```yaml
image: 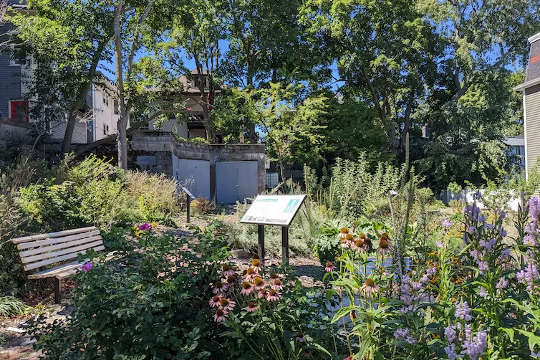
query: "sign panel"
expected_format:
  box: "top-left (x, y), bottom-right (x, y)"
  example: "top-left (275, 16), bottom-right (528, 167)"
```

top-left (179, 185), bottom-right (195, 200)
top-left (240, 195), bottom-right (306, 226)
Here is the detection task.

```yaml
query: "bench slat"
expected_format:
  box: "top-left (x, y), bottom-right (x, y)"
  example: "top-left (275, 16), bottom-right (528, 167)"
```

top-left (19, 232), bottom-right (101, 256)
top-left (27, 261), bottom-right (85, 279)
top-left (12, 227), bottom-right (98, 244)
top-left (21, 239), bottom-right (104, 264)
top-left (16, 229), bottom-right (100, 250)
top-left (24, 245), bottom-right (105, 271)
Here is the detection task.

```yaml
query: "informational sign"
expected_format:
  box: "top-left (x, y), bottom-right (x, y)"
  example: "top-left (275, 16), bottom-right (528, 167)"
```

top-left (179, 185), bottom-right (195, 200)
top-left (240, 195), bottom-right (306, 226)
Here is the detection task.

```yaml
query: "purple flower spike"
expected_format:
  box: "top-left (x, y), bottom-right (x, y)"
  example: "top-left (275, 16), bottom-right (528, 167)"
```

top-left (81, 262), bottom-right (93, 272)
top-left (455, 300), bottom-right (472, 321)
top-left (442, 218), bottom-right (452, 229)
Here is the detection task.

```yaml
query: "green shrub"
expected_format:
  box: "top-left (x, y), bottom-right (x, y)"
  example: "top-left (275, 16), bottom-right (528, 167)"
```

top-left (28, 225), bottom-right (230, 359)
top-left (312, 224), bottom-right (340, 265)
top-left (18, 155), bottom-right (180, 231)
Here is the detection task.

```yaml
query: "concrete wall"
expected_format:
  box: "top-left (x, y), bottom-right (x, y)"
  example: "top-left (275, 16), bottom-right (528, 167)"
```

top-left (0, 119), bottom-right (33, 148)
top-left (131, 130), bottom-right (265, 203)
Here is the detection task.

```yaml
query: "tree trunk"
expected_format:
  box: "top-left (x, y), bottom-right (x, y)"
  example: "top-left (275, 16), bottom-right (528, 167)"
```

top-left (61, 40), bottom-right (107, 155)
top-left (114, 0), bottom-right (128, 169)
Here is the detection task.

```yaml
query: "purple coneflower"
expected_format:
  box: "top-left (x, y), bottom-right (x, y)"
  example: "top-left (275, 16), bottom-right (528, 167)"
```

top-left (241, 281), bottom-right (254, 295)
top-left (209, 295), bottom-right (221, 307)
top-left (214, 308), bottom-right (227, 322)
top-left (245, 301), bottom-right (259, 312)
top-left (266, 289), bottom-right (281, 302)
top-left (361, 278), bottom-right (379, 297)
top-left (325, 261), bottom-right (336, 272)
top-left (218, 297), bottom-right (235, 311)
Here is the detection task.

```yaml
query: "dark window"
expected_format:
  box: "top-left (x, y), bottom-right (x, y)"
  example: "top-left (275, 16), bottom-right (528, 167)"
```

top-left (9, 100), bottom-right (29, 122)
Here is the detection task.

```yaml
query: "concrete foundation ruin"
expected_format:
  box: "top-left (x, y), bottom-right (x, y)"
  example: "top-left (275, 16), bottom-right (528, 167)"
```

top-left (131, 130), bottom-right (265, 204)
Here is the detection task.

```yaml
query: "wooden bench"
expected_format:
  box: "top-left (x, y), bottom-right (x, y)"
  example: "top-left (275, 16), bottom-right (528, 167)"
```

top-left (11, 226), bottom-right (104, 303)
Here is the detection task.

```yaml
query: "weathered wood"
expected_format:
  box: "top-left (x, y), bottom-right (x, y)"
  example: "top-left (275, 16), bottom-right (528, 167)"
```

top-left (21, 239), bottom-right (103, 264)
top-left (24, 245), bottom-right (105, 271)
top-left (12, 227), bottom-right (98, 245)
top-left (27, 261), bottom-right (84, 279)
top-left (19, 232), bottom-right (101, 256)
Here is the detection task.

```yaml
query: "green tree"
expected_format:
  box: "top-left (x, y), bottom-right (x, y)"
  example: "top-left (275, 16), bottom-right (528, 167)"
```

top-left (9, 0), bottom-right (115, 154)
top-left (255, 83), bottom-right (328, 180)
top-left (300, 0), bottom-right (439, 158)
top-left (113, 0), bottom-right (155, 169)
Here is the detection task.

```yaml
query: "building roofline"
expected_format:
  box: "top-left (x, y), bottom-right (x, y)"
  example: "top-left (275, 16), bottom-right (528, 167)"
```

top-left (514, 77), bottom-right (540, 91)
top-left (529, 32), bottom-right (540, 44)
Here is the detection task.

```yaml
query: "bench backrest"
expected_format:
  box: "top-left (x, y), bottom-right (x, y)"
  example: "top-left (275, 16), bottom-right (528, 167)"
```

top-left (11, 227), bottom-right (104, 273)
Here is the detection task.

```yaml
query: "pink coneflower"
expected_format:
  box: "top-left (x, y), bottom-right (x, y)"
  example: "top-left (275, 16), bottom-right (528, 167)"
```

top-left (245, 301), bottom-right (259, 312)
top-left (258, 289), bottom-right (267, 299)
top-left (377, 234), bottom-right (391, 256)
top-left (361, 278), bottom-right (379, 297)
top-left (218, 297), bottom-right (235, 311)
top-left (325, 261), bottom-right (336, 272)
top-left (266, 289), bottom-right (281, 302)
top-left (214, 308), bottom-right (227, 322)
top-left (270, 272), bottom-right (280, 279)
top-left (253, 276), bottom-right (265, 290)
top-left (245, 267), bottom-right (258, 279)
top-left (226, 274), bottom-right (238, 286)
top-left (209, 295), bottom-right (221, 307)
top-left (241, 281), bottom-right (254, 295)
top-left (213, 281), bottom-right (227, 295)
top-left (251, 258), bottom-right (262, 271)
top-left (222, 264), bottom-right (236, 277)
top-left (271, 278), bottom-right (283, 290)
top-left (81, 262), bottom-right (93, 272)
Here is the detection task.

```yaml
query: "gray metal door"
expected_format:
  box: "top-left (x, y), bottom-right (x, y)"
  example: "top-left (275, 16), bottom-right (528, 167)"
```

top-left (216, 161), bottom-right (258, 204)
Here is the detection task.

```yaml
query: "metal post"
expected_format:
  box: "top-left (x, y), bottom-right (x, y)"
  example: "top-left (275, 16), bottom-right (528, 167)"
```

top-left (54, 278), bottom-right (62, 304)
top-left (258, 225), bottom-right (265, 267)
top-left (281, 226), bottom-right (289, 265)
top-left (186, 195), bottom-right (191, 223)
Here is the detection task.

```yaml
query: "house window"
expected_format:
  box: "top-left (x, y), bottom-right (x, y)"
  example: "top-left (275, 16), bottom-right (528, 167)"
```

top-left (9, 100), bottom-right (29, 122)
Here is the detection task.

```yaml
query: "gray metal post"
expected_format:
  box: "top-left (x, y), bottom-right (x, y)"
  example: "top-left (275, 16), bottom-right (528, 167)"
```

top-left (281, 226), bottom-right (289, 265)
top-left (186, 195), bottom-right (191, 223)
top-left (258, 225), bottom-right (265, 267)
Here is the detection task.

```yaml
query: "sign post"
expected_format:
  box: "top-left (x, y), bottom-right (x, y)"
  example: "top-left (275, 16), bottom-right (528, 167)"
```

top-left (241, 195), bottom-right (306, 266)
top-left (179, 186), bottom-right (195, 224)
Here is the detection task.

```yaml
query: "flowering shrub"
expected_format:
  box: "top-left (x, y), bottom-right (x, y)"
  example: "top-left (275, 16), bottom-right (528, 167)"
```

top-left (27, 224), bottom-right (231, 359)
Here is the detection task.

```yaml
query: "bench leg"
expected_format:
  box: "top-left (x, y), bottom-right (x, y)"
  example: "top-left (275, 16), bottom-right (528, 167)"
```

top-left (54, 278), bottom-right (62, 304)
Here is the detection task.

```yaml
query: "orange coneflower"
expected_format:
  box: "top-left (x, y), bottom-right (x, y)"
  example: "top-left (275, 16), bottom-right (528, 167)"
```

top-left (245, 301), bottom-right (259, 312)
top-left (361, 278), bottom-right (379, 297)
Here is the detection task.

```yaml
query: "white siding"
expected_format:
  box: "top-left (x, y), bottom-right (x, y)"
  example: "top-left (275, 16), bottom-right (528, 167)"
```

top-left (525, 85), bottom-right (540, 174)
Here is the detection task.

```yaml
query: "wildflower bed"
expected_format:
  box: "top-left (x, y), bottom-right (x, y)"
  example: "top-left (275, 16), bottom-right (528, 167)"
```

top-left (24, 196), bottom-right (540, 359)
